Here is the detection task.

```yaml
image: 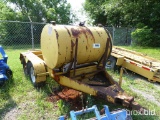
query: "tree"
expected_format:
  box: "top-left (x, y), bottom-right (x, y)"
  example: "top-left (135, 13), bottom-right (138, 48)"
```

top-left (0, 0), bottom-right (75, 46)
top-left (84, 0), bottom-right (160, 46)
top-left (6, 0), bottom-right (72, 24)
top-left (84, 0), bottom-right (107, 25)
top-left (42, 0), bottom-right (72, 24)
top-left (0, 1), bottom-right (19, 45)
top-left (0, 1), bottom-right (16, 20)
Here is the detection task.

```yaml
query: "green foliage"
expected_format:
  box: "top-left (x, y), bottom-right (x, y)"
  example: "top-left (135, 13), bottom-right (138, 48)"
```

top-left (131, 26), bottom-right (153, 46)
top-left (0, 0), bottom-right (76, 46)
top-left (131, 26), bottom-right (160, 47)
top-left (0, 1), bottom-right (17, 20)
top-left (57, 100), bottom-right (71, 116)
top-left (84, 0), bottom-right (160, 28)
top-left (84, 0), bottom-right (107, 25)
top-left (84, 0), bottom-right (160, 47)
top-left (0, 48), bottom-right (60, 119)
top-left (6, 0), bottom-right (72, 23)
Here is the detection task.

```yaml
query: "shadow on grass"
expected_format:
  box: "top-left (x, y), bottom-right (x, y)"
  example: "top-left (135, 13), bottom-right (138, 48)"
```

top-left (0, 77), bottom-right (17, 119)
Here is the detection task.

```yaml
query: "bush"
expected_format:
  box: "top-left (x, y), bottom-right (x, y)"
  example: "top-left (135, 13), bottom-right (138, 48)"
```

top-left (131, 26), bottom-right (153, 46)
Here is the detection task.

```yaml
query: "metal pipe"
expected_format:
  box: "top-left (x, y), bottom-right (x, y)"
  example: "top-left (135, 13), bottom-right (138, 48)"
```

top-left (31, 22), bottom-right (34, 49)
top-left (73, 38), bottom-right (78, 76)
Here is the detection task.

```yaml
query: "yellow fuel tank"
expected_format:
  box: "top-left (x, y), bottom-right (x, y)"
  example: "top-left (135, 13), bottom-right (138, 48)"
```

top-left (41, 24), bottom-right (112, 69)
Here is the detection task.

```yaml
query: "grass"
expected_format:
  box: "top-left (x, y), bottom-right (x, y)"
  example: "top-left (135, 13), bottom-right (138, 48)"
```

top-left (0, 48), bottom-right (59, 120)
top-left (107, 45), bottom-right (160, 120)
top-left (107, 70), bottom-right (160, 120)
top-left (0, 46), bottom-right (160, 120)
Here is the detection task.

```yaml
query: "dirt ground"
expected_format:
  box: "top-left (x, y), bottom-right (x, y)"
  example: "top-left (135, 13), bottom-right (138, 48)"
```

top-left (47, 87), bottom-right (83, 110)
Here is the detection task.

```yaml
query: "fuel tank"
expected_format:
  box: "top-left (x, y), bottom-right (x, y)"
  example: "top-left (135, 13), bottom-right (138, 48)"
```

top-left (41, 24), bottom-right (112, 69)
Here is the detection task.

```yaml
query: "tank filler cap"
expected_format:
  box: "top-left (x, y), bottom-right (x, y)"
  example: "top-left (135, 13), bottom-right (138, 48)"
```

top-left (50, 21), bottom-right (56, 25)
top-left (98, 24), bottom-right (103, 27)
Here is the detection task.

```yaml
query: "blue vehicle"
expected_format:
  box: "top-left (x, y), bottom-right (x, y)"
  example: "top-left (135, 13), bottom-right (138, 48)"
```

top-left (0, 46), bottom-right (12, 85)
top-left (59, 105), bottom-right (132, 120)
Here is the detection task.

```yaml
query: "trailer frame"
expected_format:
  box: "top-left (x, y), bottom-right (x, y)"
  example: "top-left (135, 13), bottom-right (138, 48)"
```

top-left (108, 46), bottom-right (160, 82)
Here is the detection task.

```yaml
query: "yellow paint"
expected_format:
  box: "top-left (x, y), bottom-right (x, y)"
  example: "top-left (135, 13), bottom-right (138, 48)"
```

top-left (41, 24), bottom-right (112, 69)
top-left (116, 57), bottom-right (124, 66)
top-left (122, 60), bottom-right (154, 79)
top-left (25, 51), bottom-right (47, 83)
top-left (69, 65), bottom-right (98, 79)
top-left (107, 95), bottom-right (115, 103)
top-left (58, 76), bottom-right (97, 96)
top-left (112, 46), bottom-right (160, 82)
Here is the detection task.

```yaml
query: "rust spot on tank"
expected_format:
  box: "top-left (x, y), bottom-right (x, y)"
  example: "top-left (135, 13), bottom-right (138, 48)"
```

top-left (54, 29), bottom-right (59, 40)
top-left (64, 26), bottom-right (71, 37)
top-left (71, 28), bottom-right (80, 38)
top-left (71, 40), bottom-right (75, 48)
top-left (79, 27), bottom-right (88, 40)
top-left (58, 52), bottom-right (61, 55)
top-left (86, 46), bottom-right (88, 50)
top-left (85, 27), bottom-right (95, 43)
top-left (93, 28), bottom-right (101, 37)
top-left (97, 31), bottom-right (101, 37)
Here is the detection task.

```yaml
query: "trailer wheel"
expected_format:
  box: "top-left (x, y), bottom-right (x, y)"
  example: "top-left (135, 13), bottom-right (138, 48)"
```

top-left (106, 56), bottom-right (117, 70)
top-left (106, 56), bottom-right (121, 72)
top-left (28, 62), bottom-right (44, 87)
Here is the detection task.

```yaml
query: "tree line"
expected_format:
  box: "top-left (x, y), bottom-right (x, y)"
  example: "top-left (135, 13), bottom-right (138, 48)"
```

top-left (84, 0), bottom-right (160, 47)
top-left (0, 0), bottom-right (160, 47)
top-left (0, 0), bottom-right (75, 45)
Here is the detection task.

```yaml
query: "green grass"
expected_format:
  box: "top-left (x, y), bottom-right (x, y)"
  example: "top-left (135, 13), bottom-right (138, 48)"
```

top-left (105, 45), bottom-right (160, 120)
top-left (0, 46), bottom-right (160, 120)
top-left (107, 70), bottom-right (160, 120)
top-left (0, 48), bottom-right (59, 120)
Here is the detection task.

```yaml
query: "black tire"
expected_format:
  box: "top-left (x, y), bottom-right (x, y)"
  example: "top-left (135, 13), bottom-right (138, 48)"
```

top-left (0, 69), bottom-right (12, 86)
top-left (27, 62), bottom-right (45, 87)
top-left (24, 62), bottom-right (31, 76)
top-left (106, 56), bottom-right (116, 70)
top-left (6, 69), bottom-right (13, 79)
top-left (22, 59), bottom-right (29, 76)
top-left (0, 81), bottom-right (5, 86)
top-left (106, 56), bottom-right (121, 72)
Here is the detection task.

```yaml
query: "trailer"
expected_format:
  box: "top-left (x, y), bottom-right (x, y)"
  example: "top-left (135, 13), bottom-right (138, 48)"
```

top-left (20, 23), bottom-right (143, 111)
top-left (107, 46), bottom-right (160, 82)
